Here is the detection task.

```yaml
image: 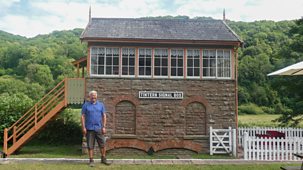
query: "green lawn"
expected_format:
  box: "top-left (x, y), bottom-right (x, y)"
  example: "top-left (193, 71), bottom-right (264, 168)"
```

top-left (238, 114), bottom-right (303, 127)
top-left (0, 163), bottom-right (293, 170)
top-left (238, 114), bottom-right (281, 127)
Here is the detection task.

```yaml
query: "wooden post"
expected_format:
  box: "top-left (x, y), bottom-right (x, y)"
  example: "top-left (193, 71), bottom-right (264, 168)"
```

top-left (82, 67), bottom-right (85, 78)
top-left (13, 126), bottom-right (16, 144)
top-left (243, 132), bottom-right (248, 160)
top-left (77, 64), bottom-right (80, 78)
top-left (35, 104), bottom-right (37, 129)
top-left (232, 128), bottom-right (237, 157)
top-left (64, 78), bottom-right (68, 106)
top-left (210, 126), bottom-right (213, 155)
top-left (3, 128), bottom-right (8, 155)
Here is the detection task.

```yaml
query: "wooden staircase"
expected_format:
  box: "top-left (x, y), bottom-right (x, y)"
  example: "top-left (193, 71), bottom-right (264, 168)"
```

top-left (2, 78), bottom-right (85, 157)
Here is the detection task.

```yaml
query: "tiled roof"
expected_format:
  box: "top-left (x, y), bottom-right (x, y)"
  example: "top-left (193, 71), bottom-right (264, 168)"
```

top-left (80, 18), bottom-right (241, 42)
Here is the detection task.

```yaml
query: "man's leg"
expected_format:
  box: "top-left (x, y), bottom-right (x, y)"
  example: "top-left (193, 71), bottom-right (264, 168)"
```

top-left (86, 131), bottom-right (95, 166)
top-left (96, 132), bottom-right (111, 165)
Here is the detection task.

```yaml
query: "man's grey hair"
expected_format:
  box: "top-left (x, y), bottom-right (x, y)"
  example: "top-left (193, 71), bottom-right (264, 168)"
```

top-left (89, 90), bottom-right (97, 96)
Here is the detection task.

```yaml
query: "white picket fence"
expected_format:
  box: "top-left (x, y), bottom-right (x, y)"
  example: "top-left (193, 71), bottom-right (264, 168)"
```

top-left (238, 127), bottom-right (303, 147)
top-left (209, 126), bottom-right (237, 156)
top-left (243, 132), bottom-right (303, 160)
top-left (239, 127), bottom-right (303, 160)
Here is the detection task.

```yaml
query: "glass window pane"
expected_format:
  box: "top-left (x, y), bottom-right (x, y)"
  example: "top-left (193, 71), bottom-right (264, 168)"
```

top-left (155, 58), bottom-right (160, 66)
top-left (122, 67), bottom-right (128, 75)
top-left (155, 67), bottom-right (160, 76)
top-left (178, 68), bottom-right (183, 76)
top-left (122, 58), bottom-right (128, 65)
top-left (203, 68), bottom-right (208, 76)
top-left (113, 66), bottom-right (119, 75)
top-left (146, 67), bottom-right (151, 75)
top-left (146, 58), bottom-right (151, 66)
top-left (106, 57), bottom-right (112, 65)
top-left (139, 67), bottom-right (144, 75)
top-left (106, 66), bottom-right (112, 74)
top-left (162, 68), bottom-right (168, 76)
top-left (113, 57), bottom-right (119, 65)
top-left (91, 55), bottom-right (97, 65)
top-left (162, 58), bottom-right (168, 67)
top-left (171, 59), bottom-right (176, 67)
top-left (98, 66), bottom-right (104, 74)
top-left (187, 68), bottom-right (193, 76)
top-left (98, 57), bottom-right (104, 65)
top-left (139, 58), bottom-right (144, 66)
top-left (171, 68), bottom-right (176, 76)
top-left (129, 58), bottom-right (135, 66)
top-left (129, 67), bottom-right (135, 75)
top-left (91, 65), bottom-right (97, 74)
top-left (195, 59), bottom-right (200, 67)
top-left (194, 68), bottom-right (200, 76)
top-left (178, 59), bottom-right (183, 67)
top-left (188, 59), bottom-right (193, 67)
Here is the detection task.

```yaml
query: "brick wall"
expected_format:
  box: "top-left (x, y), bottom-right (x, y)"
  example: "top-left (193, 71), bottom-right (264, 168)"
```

top-left (84, 78), bottom-right (236, 154)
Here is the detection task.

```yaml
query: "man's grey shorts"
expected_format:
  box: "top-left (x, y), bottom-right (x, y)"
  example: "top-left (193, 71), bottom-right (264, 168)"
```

top-left (86, 130), bottom-right (106, 149)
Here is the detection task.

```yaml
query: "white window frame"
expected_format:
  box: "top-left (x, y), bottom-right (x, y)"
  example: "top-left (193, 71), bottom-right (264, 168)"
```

top-left (216, 49), bottom-right (231, 79)
top-left (138, 48), bottom-right (152, 78)
top-left (153, 48), bottom-right (169, 78)
top-left (121, 47), bottom-right (136, 77)
top-left (170, 48), bottom-right (184, 79)
top-left (202, 49), bottom-right (232, 79)
top-left (202, 49), bottom-right (217, 79)
top-left (90, 46), bottom-right (120, 77)
top-left (186, 49), bottom-right (200, 79)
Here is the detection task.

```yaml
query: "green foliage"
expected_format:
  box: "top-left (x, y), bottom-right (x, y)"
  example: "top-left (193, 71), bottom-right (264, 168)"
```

top-left (33, 109), bottom-right (82, 145)
top-left (26, 64), bottom-right (54, 87)
top-left (238, 103), bottom-right (265, 115)
top-left (0, 93), bottom-right (33, 142)
top-left (0, 76), bottom-right (44, 101)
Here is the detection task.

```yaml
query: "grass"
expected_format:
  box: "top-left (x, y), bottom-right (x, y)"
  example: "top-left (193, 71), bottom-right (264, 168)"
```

top-left (238, 114), bottom-right (303, 127)
top-left (0, 163), bottom-right (295, 170)
top-left (238, 114), bottom-right (281, 127)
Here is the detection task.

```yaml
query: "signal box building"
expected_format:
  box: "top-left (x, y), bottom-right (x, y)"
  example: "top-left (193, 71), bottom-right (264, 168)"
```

top-left (79, 17), bottom-right (242, 154)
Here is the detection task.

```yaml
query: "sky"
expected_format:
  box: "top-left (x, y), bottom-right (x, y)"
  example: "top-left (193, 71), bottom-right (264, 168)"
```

top-left (0, 0), bottom-right (302, 38)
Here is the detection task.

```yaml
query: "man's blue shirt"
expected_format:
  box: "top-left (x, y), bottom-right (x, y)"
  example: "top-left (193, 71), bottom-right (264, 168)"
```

top-left (82, 101), bottom-right (106, 131)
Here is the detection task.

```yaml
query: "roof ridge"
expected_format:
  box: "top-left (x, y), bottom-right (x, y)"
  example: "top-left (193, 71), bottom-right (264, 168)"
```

top-left (91, 17), bottom-right (220, 22)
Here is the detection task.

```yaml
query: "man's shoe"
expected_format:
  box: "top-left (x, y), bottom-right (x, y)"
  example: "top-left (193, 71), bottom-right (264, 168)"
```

top-left (89, 159), bottom-right (94, 167)
top-left (101, 156), bottom-right (111, 165)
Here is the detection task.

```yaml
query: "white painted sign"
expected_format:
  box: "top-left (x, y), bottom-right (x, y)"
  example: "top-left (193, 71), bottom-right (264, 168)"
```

top-left (139, 91), bottom-right (183, 99)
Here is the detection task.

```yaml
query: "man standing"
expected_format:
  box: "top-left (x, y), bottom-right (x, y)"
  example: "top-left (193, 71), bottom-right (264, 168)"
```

top-left (81, 90), bottom-right (111, 166)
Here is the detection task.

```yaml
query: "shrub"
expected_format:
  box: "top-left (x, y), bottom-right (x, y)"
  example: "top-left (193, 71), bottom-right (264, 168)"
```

top-left (0, 93), bottom-right (33, 142)
top-left (33, 108), bottom-right (82, 145)
top-left (238, 103), bottom-right (265, 115)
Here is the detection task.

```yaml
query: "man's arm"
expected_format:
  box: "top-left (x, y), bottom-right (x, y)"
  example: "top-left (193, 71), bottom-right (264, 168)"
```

top-left (102, 113), bottom-right (107, 134)
top-left (81, 114), bottom-right (86, 135)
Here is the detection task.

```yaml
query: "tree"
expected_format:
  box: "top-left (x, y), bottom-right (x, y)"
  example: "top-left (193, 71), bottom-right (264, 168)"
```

top-left (26, 64), bottom-right (54, 88)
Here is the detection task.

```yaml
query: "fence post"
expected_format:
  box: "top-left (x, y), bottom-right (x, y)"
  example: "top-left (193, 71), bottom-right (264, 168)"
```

top-left (210, 126), bottom-right (213, 155)
top-left (3, 128), bottom-right (8, 155)
top-left (35, 104), bottom-right (37, 129)
top-left (64, 78), bottom-right (68, 106)
top-left (232, 128), bottom-right (237, 157)
top-left (243, 132), bottom-right (248, 160)
top-left (13, 126), bottom-right (16, 144)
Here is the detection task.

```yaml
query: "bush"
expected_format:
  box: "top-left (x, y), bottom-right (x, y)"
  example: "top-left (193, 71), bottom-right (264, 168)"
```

top-left (238, 103), bottom-right (265, 115)
top-left (260, 106), bottom-right (275, 114)
top-left (33, 108), bottom-right (82, 145)
top-left (0, 93), bottom-right (33, 142)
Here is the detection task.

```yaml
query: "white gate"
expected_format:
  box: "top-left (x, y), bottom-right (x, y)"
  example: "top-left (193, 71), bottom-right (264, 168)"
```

top-left (209, 126), bottom-right (237, 156)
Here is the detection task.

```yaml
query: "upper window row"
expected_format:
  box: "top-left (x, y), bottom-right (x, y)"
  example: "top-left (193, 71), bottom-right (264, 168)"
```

top-left (90, 47), bottom-right (232, 79)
